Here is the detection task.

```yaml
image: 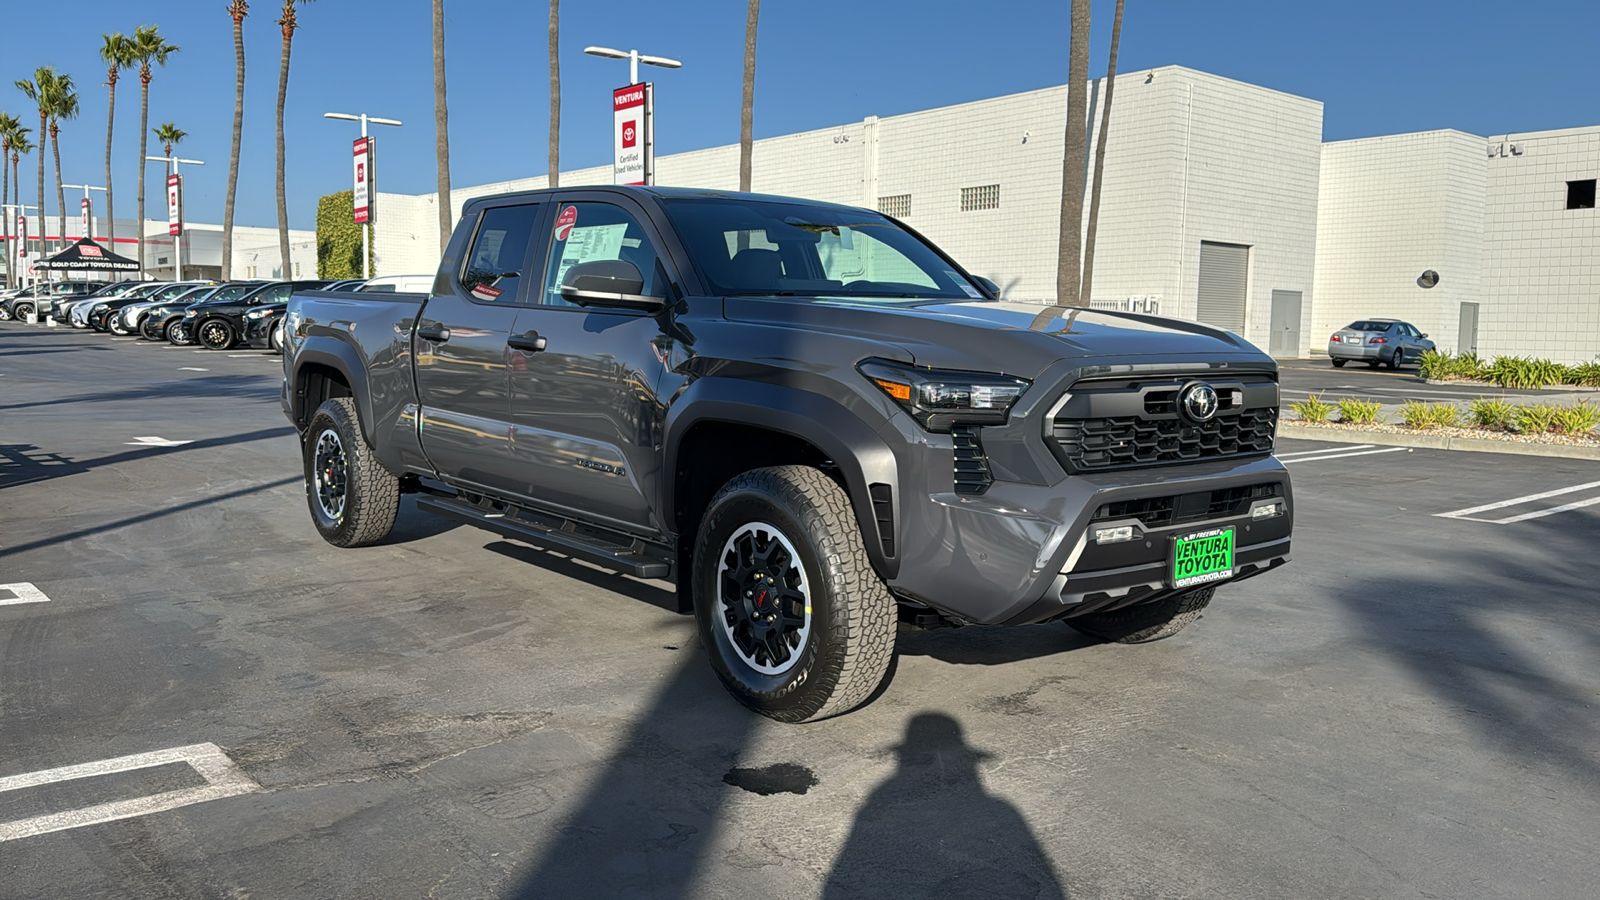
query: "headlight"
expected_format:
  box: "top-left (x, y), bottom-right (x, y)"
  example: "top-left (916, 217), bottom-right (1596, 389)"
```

top-left (245, 308), bottom-right (270, 320)
top-left (857, 359), bottom-right (1030, 432)
top-left (184, 310), bottom-right (198, 318)
top-left (92, 304), bottom-right (108, 313)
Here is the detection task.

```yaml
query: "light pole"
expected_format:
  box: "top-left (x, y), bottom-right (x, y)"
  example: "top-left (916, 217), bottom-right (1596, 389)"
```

top-left (145, 155), bottom-right (205, 281)
top-left (2, 202), bottom-right (39, 289)
top-left (324, 112), bottom-right (402, 280)
top-left (61, 184), bottom-right (107, 242)
top-left (582, 45), bottom-right (682, 86)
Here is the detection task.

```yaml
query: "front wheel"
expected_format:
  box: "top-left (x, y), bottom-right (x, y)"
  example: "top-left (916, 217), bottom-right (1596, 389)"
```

top-left (693, 466), bottom-right (896, 723)
top-left (268, 318), bottom-right (285, 352)
top-left (166, 320), bottom-right (194, 345)
top-left (302, 397), bottom-right (400, 548)
top-left (1331, 359), bottom-right (1347, 368)
top-left (197, 319), bottom-right (235, 350)
top-left (1067, 586), bottom-right (1215, 644)
top-left (1388, 349), bottom-right (1404, 370)
top-left (108, 315), bottom-right (132, 336)
top-left (13, 302), bottom-right (33, 320)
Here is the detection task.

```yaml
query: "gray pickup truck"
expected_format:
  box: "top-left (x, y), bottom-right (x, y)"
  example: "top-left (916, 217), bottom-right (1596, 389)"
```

top-left (283, 186), bottom-right (1292, 722)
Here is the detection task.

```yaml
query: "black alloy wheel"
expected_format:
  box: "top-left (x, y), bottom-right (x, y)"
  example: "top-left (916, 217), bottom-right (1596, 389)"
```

top-left (197, 319), bottom-right (235, 350)
top-left (693, 466), bottom-right (896, 723)
top-left (166, 319), bottom-right (194, 346)
top-left (13, 302), bottom-right (33, 320)
top-left (302, 397), bottom-right (399, 547)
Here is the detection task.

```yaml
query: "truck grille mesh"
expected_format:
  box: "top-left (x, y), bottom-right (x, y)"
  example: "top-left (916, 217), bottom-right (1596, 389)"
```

top-left (1052, 405), bottom-right (1277, 472)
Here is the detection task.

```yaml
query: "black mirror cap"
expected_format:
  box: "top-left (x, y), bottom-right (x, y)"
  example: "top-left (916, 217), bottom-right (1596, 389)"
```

top-left (558, 259), bottom-right (666, 312)
top-left (974, 276), bottom-right (999, 297)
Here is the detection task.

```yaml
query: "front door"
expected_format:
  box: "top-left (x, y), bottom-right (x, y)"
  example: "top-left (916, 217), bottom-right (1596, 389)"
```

top-left (1458, 302), bottom-right (1479, 356)
top-left (1268, 289), bottom-right (1301, 357)
top-left (503, 195), bottom-right (676, 535)
top-left (414, 201), bottom-right (545, 496)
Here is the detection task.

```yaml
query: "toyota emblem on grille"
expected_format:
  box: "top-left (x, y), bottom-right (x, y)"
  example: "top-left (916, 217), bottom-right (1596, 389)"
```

top-left (1180, 382), bottom-right (1220, 423)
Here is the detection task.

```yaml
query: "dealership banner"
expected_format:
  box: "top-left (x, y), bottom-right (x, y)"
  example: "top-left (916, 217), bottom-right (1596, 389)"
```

top-left (612, 83), bottom-right (653, 186)
top-left (16, 215), bottom-right (26, 260)
top-left (353, 137), bottom-right (376, 224)
top-left (81, 197), bottom-right (92, 241)
top-left (167, 174), bottom-right (182, 236)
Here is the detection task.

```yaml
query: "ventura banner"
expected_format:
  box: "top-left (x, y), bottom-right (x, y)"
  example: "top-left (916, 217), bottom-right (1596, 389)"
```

top-left (612, 83), bottom-right (653, 186)
top-left (167, 174), bottom-right (183, 236)
top-left (353, 137), bottom-right (375, 224)
top-left (81, 197), bottom-right (92, 241)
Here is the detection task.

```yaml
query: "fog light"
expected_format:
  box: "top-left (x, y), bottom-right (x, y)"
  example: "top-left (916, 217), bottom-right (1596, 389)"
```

top-left (1094, 525), bottom-right (1135, 545)
top-left (1252, 501), bottom-right (1285, 520)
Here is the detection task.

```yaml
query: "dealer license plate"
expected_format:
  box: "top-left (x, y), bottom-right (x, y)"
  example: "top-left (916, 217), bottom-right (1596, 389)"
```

top-left (1170, 527), bottom-right (1235, 589)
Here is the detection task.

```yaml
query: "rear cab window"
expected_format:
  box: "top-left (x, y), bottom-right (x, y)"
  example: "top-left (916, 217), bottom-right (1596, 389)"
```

top-left (460, 204), bottom-right (541, 304)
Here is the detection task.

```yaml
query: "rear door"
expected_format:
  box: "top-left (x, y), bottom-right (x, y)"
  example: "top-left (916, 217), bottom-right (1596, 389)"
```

top-left (502, 193), bottom-right (677, 534)
top-left (414, 200), bottom-right (547, 496)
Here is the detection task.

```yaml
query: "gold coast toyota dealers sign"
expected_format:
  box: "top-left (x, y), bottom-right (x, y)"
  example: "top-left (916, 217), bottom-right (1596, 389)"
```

top-left (612, 84), bottom-right (653, 186)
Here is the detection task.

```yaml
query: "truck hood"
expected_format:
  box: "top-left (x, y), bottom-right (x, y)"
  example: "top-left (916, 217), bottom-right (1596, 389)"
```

top-left (722, 297), bottom-right (1267, 378)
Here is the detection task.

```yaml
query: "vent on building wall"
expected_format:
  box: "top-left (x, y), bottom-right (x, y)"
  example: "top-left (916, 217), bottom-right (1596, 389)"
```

top-left (879, 194), bottom-right (911, 218)
top-left (960, 184), bottom-right (1000, 212)
top-left (1567, 179), bottom-right (1596, 211)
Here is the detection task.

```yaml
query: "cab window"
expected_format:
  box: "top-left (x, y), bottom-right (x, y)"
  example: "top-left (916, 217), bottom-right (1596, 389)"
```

top-left (539, 202), bottom-right (662, 307)
top-left (460, 204), bottom-right (540, 304)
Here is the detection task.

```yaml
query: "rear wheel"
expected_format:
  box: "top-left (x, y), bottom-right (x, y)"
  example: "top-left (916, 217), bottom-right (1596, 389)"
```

top-left (1331, 358), bottom-right (1346, 368)
top-left (1388, 349), bottom-right (1404, 370)
top-left (1067, 587), bottom-right (1215, 644)
top-left (303, 397), bottom-right (400, 548)
top-left (197, 319), bottom-right (234, 350)
top-left (694, 466), bottom-right (896, 723)
top-left (1366, 360), bottom-right (1380, 368)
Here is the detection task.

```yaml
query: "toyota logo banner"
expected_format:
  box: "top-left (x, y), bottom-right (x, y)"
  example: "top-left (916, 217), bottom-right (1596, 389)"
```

top-left (167, 174), bottom-right (183, 236)
top-left (612, 83), bottom-right (653, 186)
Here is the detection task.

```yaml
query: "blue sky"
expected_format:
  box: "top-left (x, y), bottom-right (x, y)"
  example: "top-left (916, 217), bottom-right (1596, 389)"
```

top-left (3, 0), bottom-right (1596, 233)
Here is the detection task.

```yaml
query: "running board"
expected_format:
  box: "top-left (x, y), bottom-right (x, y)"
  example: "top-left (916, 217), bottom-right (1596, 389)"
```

top-left (416, 495), bottom-right (672, 579)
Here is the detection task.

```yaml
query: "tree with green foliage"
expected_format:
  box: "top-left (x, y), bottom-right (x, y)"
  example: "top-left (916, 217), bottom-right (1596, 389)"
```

top-left (276, 0), bottom-right (316, 276)
top-left (100, 32), bottom-right (137, 247)
top-left (316, 190), bottom-right (370, 279)
top-left (46, 72), bottom-right (80, 249)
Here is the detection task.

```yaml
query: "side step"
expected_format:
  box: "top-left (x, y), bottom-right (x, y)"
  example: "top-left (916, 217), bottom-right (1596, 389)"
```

top-left (416, 495), bottom-right (673, 579)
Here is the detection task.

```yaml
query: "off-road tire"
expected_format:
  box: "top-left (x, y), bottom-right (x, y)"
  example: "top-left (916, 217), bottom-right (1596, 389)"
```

top-left (303, 397), bottom-right (400, 548)
top-left (693, 465), bottom-right (896, 723)
top-left (1067, 586), bottom-right (1215, 644)
top-left (1331, 359), bottom-right (1346, 368)
top-left (197, 319), bottom-right (235, 350)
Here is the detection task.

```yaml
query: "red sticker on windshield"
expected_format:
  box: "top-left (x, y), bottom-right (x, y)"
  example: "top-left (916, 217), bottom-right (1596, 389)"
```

top-left (554, 205), bottom-right (578, 241)
top-left (470, 284), bottom-right (503, 302)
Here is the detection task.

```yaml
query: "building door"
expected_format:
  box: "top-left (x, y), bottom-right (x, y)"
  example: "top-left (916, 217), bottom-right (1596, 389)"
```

top-left (1268, 289), bottom-right (1302, 357)
top-left (1458, 302), bottom-right (1479, 355)
top-left (1197, 241), bottom-right (1249, 334)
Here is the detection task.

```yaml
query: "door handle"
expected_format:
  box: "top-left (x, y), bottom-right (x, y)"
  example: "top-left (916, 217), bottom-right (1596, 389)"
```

top-left (417, 323), bottom-right (451, 342)
top-left (507, 330), bottom-right (547, 353)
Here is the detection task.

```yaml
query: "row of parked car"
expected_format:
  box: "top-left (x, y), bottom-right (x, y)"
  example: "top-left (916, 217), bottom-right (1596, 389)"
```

top-left (0, 274), bottom-right (431, 352)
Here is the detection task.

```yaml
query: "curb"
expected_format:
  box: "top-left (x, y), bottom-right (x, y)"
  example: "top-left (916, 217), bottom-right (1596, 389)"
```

top-left (1419, 378), bottom-right (1600, 392)
top-left (1278, 424), bottom-right (1600, 462)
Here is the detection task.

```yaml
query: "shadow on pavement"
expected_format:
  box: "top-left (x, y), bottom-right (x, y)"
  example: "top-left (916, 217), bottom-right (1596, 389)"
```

top-left (0, 427), bottom-right (295, 492)
top-left (0, 373), bottom-right (276, 412)
top-left (822, 713), bottom-right (1067, 899)
top-left (897, 621), bottom-right (1100, 665)
top-left (483, 539), bottom-right (682, 613)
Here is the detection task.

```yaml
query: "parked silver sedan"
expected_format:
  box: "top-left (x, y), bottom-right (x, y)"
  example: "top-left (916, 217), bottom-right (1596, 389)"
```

top-left (1327, 318), bottom-right (1435, 369)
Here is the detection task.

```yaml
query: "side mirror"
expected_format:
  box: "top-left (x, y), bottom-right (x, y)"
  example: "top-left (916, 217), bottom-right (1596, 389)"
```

top-left (559, 260), bottom-right (665, 312)
top-left (1421, 333), bottom-right (1429, 338)
top-left (974, 276), bottom-right (1000, 297)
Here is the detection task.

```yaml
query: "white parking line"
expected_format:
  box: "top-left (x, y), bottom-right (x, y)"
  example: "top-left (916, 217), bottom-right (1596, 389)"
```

top-left (126, 436), bottom-right (194, 447)
top-left (178, 367), bottom-right (209, 372)
top-left (1435, 480), bottom-right (1600, 524)
top-left (1281, 447), bottom-right (1408, 464)
top-left (0, 743), bottom-right (260, 842)
top-left (1276, 444), bottom-right (1375, 460)
top-left (0, 583), bottom-right (50, 606)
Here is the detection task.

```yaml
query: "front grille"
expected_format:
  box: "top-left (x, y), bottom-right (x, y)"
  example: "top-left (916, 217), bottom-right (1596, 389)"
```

top-left (951, 426), bottom-right (992, 495)
top-left (1091, 483), bottom-right (1281, 528)
top-left (1051, 376), bottom-right (1278, 472)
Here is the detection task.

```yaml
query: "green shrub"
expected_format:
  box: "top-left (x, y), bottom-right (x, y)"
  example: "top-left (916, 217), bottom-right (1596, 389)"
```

top-left (1337, 398), bottom-right (1384, 425)
top-left (1552, 402), bottom-right (1600, 435)
top-left (1468, 397), bottom-right (1515, 428)
top-left (1419, 350), bottom-right (1490, 382)
top-left (1512, 404), bottom-right (1558, 434)
top-left (1568, 362), bottom-right (1600, 388)
top-left (1290, 394), bottom-right (1333, 424)
top-left (1486, 356), bottom-right (1569, 389)
top-left (1399, 401), bottom-right (1459, 428)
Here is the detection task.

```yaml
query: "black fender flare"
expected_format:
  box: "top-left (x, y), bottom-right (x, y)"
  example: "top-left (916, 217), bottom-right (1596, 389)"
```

top-left (290, 337), bottom-right (379, 449)
top-left (663, 377), bottom-right (901, 580)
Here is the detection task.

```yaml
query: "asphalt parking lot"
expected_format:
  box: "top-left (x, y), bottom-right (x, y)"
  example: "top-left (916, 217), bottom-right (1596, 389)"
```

top-left (3, 323), bottom-right (1598, 899)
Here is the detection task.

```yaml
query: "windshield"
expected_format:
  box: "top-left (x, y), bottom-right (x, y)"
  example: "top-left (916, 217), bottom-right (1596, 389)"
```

top-left (660, 197), bottom-right (985, 301)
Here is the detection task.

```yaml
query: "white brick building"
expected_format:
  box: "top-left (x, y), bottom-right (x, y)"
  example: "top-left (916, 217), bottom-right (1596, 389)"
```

top-left (367, 65), bottom-right (1597, 363)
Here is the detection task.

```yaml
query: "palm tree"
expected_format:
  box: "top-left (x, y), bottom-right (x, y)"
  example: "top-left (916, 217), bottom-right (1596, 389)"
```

top-left (223, 1), bottom-right (249, 279)
top-left (46, 73), bottom-right (81, 250)
top-left (275, 0), bottom-right (316, 276)
top-left (433, 0), bottom-right (452, 251)
top-left (10, 133), bottom-right (33, 276)
top-left (131, 25), bottom-right (180, 279)
top-left (15, 69), bottom-right (50, 253)
top-left (1055, 0), bottom-right (1091, 306)
top-left (547, 0), bottom-right (559, 189)
top-left (0, 114), bottom-right (22, 288)
top-left (100, 32), bottom-right (136, 249)
top-left (155, 122), bottom-right (186, 158)
top-left (1080, 0), bottom-right (1125, 304)
top-left (739, 0), bottom-right (760, 192)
